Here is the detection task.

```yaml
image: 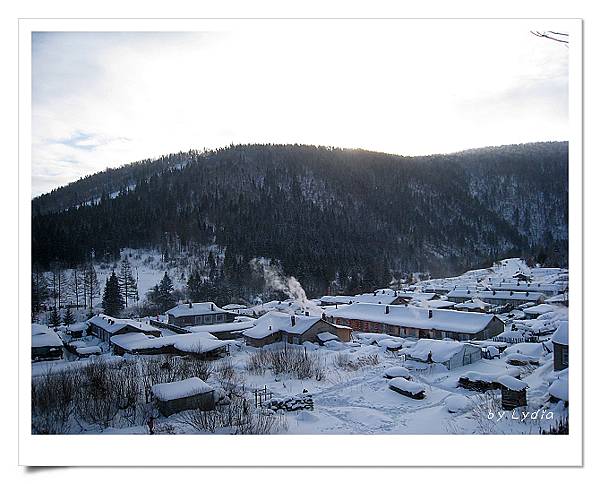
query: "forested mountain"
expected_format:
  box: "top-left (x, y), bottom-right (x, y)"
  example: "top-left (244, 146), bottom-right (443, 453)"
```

top-left (32, 142), bottom-right (568, 296)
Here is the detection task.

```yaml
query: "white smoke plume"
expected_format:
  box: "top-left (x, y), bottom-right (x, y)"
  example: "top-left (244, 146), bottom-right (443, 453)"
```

top-left (250, 257), bottom-right (320, 314)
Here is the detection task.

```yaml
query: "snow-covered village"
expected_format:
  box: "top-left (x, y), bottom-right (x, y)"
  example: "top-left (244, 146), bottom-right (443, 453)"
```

top-left (31, 253), bottom-right (569, 435)
top-left (24, 23), bottom-right (576, 456)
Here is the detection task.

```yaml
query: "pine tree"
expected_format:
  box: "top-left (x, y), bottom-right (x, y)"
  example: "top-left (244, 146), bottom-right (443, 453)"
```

top-left (49, 306), bottom-right (61, 327)
top-left (157, 272), bottom-right (176, 313)
top-left (118, 258), bottom-right (138, 307)
top-left (187, 269), bottom-right (203, 301)
top-left (102, 271), bottom-right (124, 317)
top-left (62, 306), bottom-right (75, 326)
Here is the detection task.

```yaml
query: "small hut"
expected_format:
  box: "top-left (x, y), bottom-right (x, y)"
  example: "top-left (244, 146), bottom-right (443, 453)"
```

top-left (152, 377), bottom-right (215, 417)
top-left (497, 375), bottom-right (528, 410)
top-left (388, 377), bottom-right (426, 399)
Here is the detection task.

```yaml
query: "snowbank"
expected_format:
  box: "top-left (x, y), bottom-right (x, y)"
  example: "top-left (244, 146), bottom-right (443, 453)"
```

top-left (445, 395), bottom-right (474, 413)
top-left (384, 366), bottom-right (410, 379)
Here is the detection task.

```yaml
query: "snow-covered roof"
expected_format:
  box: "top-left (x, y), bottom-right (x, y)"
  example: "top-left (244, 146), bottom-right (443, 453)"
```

top-left (388, 377), bottom-right (425, 394)
top-left (66, 322), bottom-right (89, 332)
top-left (489, 282), bottom-right (567, 293)
top-left (460, 368), bottom-right (521, 383)
top-left (152, 377), bottom-right (213, 401)
top-left (454, 298), bottom-right (493, 310)
top-left (446, 289), bottom-right (545, 302)
top-left (187, 321), bottom-right (255, 334)
top-left (317, 332), bottom-right (338, 342)
top-left (327, 303), bottom-right (498, 334)
top-left (497, 375), bottom-right (528, 391)
top-left (551, 321), bottom-right (569, 346)
top-left (523, 304), bottom-right (556, 316)
top-left (166, 302), bottom-right (228, 318)
top-left (31, 324), bottom-right (63, 348)
top-left (545, 293), bottom-right (568, 304)
top-left (87, 314), bottom-right (159, 335)
top-left (243, 311), bottom-right (323, 339)
top-left (222, 304), bottom-right (247, 310)
top-left (403, 339), bottom-right (471, 363)
top-left (320, 292), bottom-right (402, 306)
top-left (414, 299), bottom-right (455, 309)
top-left (384, 366), bottom-right (410, 379)
top-left (549, 375), bottom-right (568, 401)
top-left (76, 346), bottom-right (102, 355)
top-left (110, 332), bottom-right (231, 354)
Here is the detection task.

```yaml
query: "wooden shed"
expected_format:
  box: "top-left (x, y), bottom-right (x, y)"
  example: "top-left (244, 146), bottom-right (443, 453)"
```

top-left (388, 377), bottom-right (426, 399)
top-left (497, 375), bottom-right (528, 410)
top-left (152, 377), bottom-right (215, 417)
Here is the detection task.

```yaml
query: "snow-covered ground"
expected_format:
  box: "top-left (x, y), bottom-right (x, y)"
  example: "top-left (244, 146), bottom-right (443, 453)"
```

top-left (31, 258), bottom-right (569, 435)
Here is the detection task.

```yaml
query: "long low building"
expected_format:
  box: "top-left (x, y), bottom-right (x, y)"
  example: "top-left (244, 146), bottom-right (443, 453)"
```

top-left (488, 282), bottom-right (567, 296)
top-left (320, 291), bottom-right (410, 307)
top-left (166, 302), bottom-right (235, 327)
top-left (326, 303), bottom-right (504, 341)
top-left (445, 289), bottom-right (545, 306)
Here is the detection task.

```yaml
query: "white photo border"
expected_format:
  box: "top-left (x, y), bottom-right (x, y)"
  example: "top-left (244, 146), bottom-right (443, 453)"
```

top-left (18, 17), bottom-right (583, 467)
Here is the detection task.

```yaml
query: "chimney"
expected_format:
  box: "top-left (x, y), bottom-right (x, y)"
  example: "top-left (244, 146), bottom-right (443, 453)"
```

top-left (188, 301), bottom-right (192, 308)
top-left (322, 312), bottom-right (326, 319)
top-left (385, 305), bottom-right (390, 314)
top-left (428, 310), bottom-right (433, 319)
top-left (291, 315), bottom-right (296, 327)
top-left (211, 303), bottom-right (214, 311)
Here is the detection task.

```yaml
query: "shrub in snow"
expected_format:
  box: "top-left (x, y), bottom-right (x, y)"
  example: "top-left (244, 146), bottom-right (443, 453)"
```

top-left (334, 352), bottom-right (380, 371)
top-left (176, 394), bottom-right (287, 434)
top-left (245, 347), bottom-right (326, 380)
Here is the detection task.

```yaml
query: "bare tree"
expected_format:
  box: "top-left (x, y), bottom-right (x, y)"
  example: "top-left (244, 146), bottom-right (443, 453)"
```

top-left (531, 31), bottom-right (569, 45)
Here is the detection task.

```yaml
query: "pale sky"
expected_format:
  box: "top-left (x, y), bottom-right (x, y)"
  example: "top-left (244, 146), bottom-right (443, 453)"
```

top-left (31, 22), bottom-right (570, 197)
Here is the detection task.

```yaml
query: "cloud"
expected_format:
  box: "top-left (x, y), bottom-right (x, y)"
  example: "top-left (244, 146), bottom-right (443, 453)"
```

top-left (31, 23), bottom-right (570, 196)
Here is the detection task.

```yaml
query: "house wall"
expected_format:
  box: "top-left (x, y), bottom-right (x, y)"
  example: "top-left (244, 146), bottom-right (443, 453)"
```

top-left (32, 346), bottom-right (63, 361)
top-left (170, 312), bottom-right (235, 327)
top-left (332, 316), bottom-right (501, 342)
top-left (294, 320), bottom-right (341, 344)
top-left (245, 332), bottom-right (281, 348)
top-left (155, 391), bottom-right (215, 417)
top-left (553, 342), bottom-right (569, 371)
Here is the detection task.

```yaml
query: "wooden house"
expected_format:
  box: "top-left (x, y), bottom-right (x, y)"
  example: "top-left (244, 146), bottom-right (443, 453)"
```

top-left (552, 321), bottom-right (569, 371)
top-left (446, 289), bottom-right (545, 308)
top-left (87, 314), bottom-right (161, 344)
top-left (166, 302), bottom-right (235, 327)
top-left (152, 377), bottom-right (215, 416)
top-left (497, 375), bottom-right (528, 410)
top-left (243, 311), bottom-right (352, 347)
top-left (31, 324), bottom-right (64, 361)
top-left (402, 339), bottom-right (482, 370)
top-left (326, 303), bottom-right (504, 341)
